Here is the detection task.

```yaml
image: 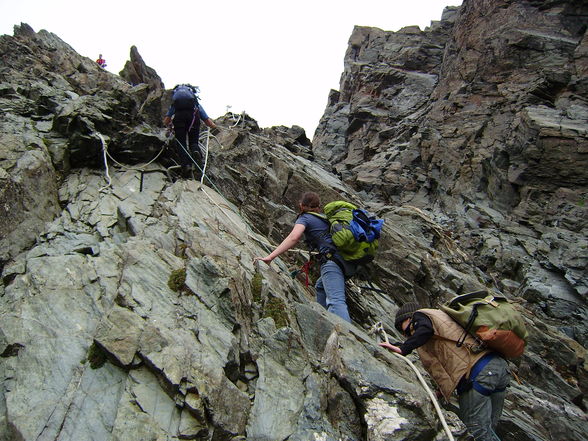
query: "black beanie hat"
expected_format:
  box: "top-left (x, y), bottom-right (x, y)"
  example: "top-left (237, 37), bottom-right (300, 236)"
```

top-left (394, 302), bottom-right (421, 332)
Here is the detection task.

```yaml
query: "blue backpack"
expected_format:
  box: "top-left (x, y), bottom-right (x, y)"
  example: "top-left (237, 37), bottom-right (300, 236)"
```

top-left (172, 84), bottom-right (198, 111)
top-left (347, 207), bottom-right (384, 243)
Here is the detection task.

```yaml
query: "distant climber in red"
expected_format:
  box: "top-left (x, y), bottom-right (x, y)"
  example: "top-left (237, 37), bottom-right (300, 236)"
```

top-left (96, 54), bottom-right (107, 68)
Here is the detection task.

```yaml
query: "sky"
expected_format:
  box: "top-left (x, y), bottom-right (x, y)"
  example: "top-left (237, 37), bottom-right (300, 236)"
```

top-left (0, 0), bottom-right (462, 138)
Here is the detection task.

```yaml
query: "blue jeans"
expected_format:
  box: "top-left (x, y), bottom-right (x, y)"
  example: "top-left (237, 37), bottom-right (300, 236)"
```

top-left (315, 260), bottom-right (351, 322)
top-left (458, 356), bottom-right (511, 441)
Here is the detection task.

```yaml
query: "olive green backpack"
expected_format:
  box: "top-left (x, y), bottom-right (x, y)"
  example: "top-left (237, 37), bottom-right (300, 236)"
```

top-left (441, 290), bottom-right (528, 358)
top-left (310, 201), bottom-right (383, 264)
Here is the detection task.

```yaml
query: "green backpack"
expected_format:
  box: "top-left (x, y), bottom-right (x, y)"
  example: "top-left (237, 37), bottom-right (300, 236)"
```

top-left (311, 201), bottom-right (383, 265)
top-left (441, 290), bottom-right (528, 358)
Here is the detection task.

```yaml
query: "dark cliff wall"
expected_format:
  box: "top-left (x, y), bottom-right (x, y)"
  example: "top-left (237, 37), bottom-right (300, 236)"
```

top-left (314, 0), bottom-right (587, 346)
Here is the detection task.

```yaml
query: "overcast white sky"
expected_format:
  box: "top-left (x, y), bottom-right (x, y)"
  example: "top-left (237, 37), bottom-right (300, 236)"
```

top-left (1, 0), bottom-right (462, 137)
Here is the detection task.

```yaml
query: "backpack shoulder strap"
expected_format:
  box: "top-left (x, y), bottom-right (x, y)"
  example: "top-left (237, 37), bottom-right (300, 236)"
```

top-left (302, 212), bottom-right (329, 223)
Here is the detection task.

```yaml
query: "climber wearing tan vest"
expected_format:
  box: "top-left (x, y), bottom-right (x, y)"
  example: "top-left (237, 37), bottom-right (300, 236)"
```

top-left (379, 302), bottom-right (511, 441)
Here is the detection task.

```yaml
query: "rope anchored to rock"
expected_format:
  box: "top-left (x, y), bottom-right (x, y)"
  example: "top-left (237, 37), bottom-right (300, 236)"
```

top-left (98, 131), bottom-right (168, 193)
top-left (370, 322), bottom-right (455, 441)
top-left (170, 128), bottom-right (225, 192)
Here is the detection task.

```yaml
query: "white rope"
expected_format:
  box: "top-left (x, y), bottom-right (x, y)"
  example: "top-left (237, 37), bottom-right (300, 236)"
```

top-left (173, 137), bottom-right (224, 195)
top-left (371, 322), bottom-right (455, 441)
top-left (95, 126), bottom-right (296, 259)
top-left (97, 131), bottom-right (168, 193)
top-left (102, 132), bottom-right (166, 172)
top-left (93, 122), bottom-right (287, 259)
top-left (195, 183), bottom-right (274, 256)
top-left (230, 111), bottom-right (246, 127)
top-left (98, 133), bottom-right (112, 193)
top-left (200, 128), bottom-right (211, 185)
top-left (174, 129), bottom-right (278, 256)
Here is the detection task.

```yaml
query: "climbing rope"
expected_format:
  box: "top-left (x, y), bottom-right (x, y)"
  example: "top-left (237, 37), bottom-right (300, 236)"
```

top-left (90, 121), bottom-right (277, 260)
top-left (370, 322), bottom-right (455, 441)
top-left (200, 128), bottom-right (211, 185)
top-left (96, 123), bottom-right (296, 261)
top-left (98, 130), bottom-right (170, 195)
top-left (98, 133), bottom-right (112, 193)
top-left (171, 133), bottom-right (224, 195)
top-left (166, 129), bottom-right (279, 257)
top-left (102, 132), bottom-right (167, 172)
top-left (230, 111), bottom-right (246, 127)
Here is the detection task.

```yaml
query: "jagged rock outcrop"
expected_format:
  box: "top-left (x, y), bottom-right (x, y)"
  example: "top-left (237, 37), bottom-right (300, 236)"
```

top-left (1, 2), bottom-right (587, 440)
top-left (119, 45), bottom-right (164, 91)
top-left (119, 45), bottom-right (166, 126)
top-left (313, 0), bottom-right (587, 306)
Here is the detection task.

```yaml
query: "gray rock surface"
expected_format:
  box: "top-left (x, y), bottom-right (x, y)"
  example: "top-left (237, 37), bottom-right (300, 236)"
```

top-left (1, 2), bottom-right (587, 439)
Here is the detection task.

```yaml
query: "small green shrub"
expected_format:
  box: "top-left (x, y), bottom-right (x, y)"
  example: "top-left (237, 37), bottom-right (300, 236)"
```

top-left (177, 243), bottom-right (189, 259)
top-left (264, 296), bottom-right (288, 328)
top-left (87, 342), bottom-right (107, 369)
top-left (168, 268), bottom-right (187, 292)
top-left (251, 271), bottom-right (263, 303)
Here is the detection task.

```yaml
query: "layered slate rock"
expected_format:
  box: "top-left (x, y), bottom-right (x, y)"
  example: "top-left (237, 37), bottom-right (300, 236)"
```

top-left (1, 3), bottom-right (588, 440)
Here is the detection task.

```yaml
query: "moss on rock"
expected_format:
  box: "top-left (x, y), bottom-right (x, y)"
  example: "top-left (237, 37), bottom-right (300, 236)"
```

top-left (168, 267), bottom-right (187, 292)
top-left (87, 341), bottom-right (107, 369)
top-left (251, 270), bottom-right (263, 303)
top-left (264, 296), bottom-right (288, 328)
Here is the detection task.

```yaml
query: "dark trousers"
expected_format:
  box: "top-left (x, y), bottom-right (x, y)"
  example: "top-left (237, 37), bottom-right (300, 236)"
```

top-left (173, 109), bottom-right (202, 168)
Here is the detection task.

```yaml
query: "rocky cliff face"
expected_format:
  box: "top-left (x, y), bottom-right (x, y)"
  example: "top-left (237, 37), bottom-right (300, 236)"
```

top-left (314, 1), bottom-right (587, 311)
top-left (0, 1), bottom-right (587, 440)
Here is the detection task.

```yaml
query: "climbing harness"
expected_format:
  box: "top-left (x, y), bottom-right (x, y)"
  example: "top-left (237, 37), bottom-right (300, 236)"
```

top-left (370, 322), bottom-right (455, 441)
top-left (291, 258), bottom-right (314, 287)
top-left (465, 353), bottom-right (506, 396)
